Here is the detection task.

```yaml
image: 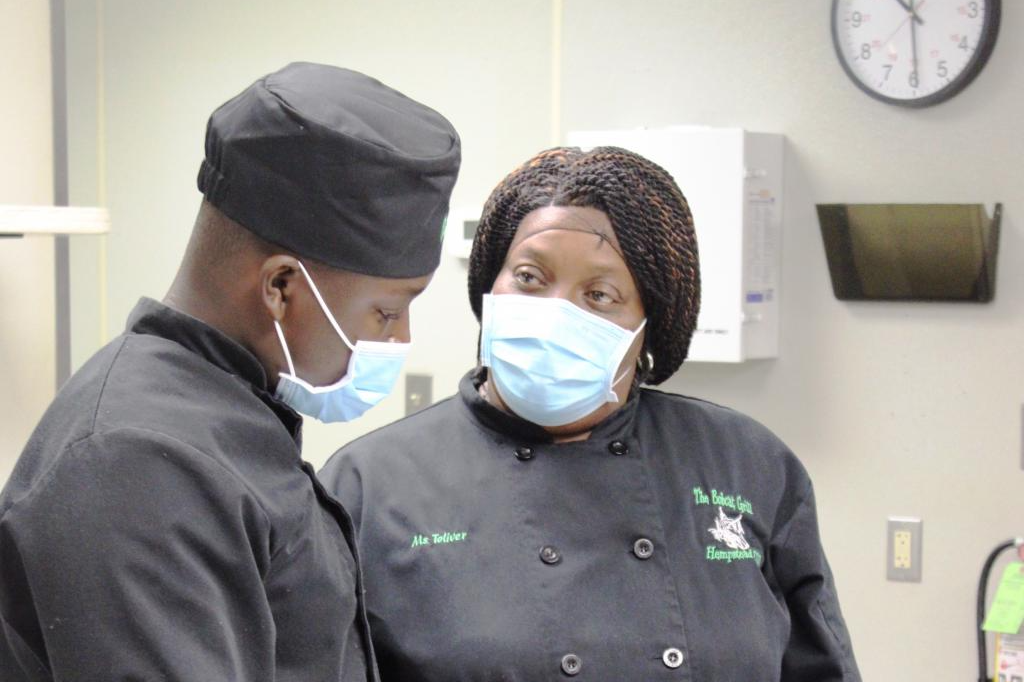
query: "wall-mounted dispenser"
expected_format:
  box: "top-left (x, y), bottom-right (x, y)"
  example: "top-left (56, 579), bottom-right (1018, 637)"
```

top-left (567, 127), bottom-right (784, 363)
top-left (816, 203), bottom-right (1002, 302)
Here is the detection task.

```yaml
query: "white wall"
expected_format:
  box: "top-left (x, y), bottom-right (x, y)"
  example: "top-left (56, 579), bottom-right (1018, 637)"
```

top-left (559, 3), bottom-right (1022, 680)
top-left (0, 0), bottom-right (55, 483)
top-left (66, 0), bottom-right (108, 371)
top-left (57, 2), bottom-right (1022, 681)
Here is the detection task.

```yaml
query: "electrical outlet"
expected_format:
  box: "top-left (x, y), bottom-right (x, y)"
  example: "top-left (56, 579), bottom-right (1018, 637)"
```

top-left (405, 373), bottom-right (433, 416)
top-left (893, 531), bottom-right (912, 568)
top-left (887, 517), bottom-right (922, 582)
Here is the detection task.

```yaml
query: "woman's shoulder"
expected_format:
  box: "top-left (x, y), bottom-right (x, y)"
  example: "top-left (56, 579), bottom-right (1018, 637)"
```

top-left (636, 387), bottom-right (810, 483)
top-left (638, 387), bottom-right (778, 437)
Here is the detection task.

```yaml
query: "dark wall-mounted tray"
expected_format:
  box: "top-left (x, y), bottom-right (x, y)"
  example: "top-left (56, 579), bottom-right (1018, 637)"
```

top-left (816, 203), bottom-right (1002, 302)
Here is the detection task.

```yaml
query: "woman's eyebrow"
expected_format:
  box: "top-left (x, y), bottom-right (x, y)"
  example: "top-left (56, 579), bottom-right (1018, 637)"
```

top-left (513, 246), bottom-right (628, 283)
top-left (511, 229), bottom-right (629, 270)
top-left (513, 225), bottom-right (618, 249)
top-left (585, 263), bottom-right (627, 277)
top-left (510, 242), bottom-right (547, 262)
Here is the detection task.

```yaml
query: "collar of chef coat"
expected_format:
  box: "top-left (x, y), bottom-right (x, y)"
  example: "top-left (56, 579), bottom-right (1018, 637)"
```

top-left (125, 296), bottom-right (303, 443)
top-left (458, 367), bottom-right (641, 445)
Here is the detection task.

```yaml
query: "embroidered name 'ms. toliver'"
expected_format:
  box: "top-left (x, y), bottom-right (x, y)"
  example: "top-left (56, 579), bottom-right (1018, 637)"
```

top-left (411, 531), bottom-right (469, 548)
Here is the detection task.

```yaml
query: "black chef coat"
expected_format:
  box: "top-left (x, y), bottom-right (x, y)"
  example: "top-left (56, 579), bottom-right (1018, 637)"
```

top-left (0, 298), bottom-right (376, 682)
top-left (320, 369), bottom-right (860, 681)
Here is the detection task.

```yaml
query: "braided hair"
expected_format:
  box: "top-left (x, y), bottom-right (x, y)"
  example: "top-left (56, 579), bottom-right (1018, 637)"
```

top-left (468, 146), bottom-right (701, 385)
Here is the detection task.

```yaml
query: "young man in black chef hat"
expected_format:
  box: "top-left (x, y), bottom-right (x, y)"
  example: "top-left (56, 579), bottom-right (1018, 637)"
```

top-left (0, 62), bottom-right (460, 682)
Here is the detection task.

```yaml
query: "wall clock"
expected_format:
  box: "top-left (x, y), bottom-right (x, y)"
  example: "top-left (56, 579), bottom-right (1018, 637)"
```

top-left (831, 0), bottom-right (1001, 107)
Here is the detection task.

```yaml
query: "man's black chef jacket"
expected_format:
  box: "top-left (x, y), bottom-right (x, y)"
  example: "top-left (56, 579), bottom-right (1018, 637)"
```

top-left (0, 298), bottom-right (376, 682)
top-left (320, 369), bottom-right (860, 681)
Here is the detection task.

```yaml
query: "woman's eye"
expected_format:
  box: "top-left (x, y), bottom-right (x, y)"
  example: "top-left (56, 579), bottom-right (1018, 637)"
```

top-left (514, 270), bottom-right (540, 285)
top-left (378, 309), bottom-right (401, 322)
top-left (588, 290), bottom-right (614, 304)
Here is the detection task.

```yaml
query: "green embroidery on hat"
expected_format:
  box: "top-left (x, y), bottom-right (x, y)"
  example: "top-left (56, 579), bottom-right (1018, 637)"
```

top-left (411, 531), bottom-right (468, 548)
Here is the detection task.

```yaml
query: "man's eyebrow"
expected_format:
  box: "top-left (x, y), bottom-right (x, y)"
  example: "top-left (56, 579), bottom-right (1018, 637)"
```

top-left (381, 283), bottom-right (429, 299)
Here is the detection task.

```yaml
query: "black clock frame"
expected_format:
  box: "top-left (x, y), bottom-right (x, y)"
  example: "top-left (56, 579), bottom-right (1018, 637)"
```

top-left (830, 0), bottom-right (1001, 108)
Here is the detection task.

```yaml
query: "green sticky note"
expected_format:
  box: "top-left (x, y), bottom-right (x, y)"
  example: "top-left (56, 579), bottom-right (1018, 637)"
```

top-left (983, 562), bottom-right (1024, 635)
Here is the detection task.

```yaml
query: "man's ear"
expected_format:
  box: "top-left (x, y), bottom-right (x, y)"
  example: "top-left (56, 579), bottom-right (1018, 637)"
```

top-left (260, 255), bottom-right (302, 322)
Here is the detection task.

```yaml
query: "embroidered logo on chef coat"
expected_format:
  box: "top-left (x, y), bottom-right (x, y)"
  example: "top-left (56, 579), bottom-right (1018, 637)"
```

top-left (693, 485), bottom-right (763, 565)
top-left (709, 507), bottom-right (750, 550)
top-left (705, 508), bottom-right (762, 565)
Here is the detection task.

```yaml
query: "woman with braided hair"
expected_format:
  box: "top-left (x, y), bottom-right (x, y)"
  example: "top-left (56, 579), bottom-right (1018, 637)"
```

top-left (321, 147), bottom-right (860, 681)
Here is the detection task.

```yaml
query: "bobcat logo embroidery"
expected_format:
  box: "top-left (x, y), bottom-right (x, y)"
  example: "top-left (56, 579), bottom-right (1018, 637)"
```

top-left (708, 506), bottom-right (750, 550)
top-left (693, 486), bottom-right (762, 564)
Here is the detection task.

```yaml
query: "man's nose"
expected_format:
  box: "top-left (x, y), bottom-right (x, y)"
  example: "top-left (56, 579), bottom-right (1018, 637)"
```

top-left (389, 315), bottom-right (412, 344)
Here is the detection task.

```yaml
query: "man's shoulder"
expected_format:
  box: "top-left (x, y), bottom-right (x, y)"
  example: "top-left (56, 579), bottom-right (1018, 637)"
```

top-left (98, 331), bottom-right (257, 415)
top-left (2, 426), bottom-right (247, 525)
top-left (1, 335), bottom-right (132, 512)
top-left (4, 332), bottom-right (293, 519)
top-left (39, 330), bottom-right (241, 436)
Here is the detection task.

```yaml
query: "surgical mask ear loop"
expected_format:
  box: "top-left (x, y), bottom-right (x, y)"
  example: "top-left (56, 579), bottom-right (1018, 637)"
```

top-left (609, 319), bottom-right (649, 389)
top-left (611, 365), bottom-right (632, 390)
top-left (294, 260), bottom-right (357, 353)
top-left (274, 321), bottom-right (297, 376)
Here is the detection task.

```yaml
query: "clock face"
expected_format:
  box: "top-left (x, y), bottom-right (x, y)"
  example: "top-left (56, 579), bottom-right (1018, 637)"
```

top-left (832, 0), bottom-right (1001, 107)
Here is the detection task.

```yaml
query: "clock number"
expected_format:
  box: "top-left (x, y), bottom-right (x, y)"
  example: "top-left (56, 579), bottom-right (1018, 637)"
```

top-left (851, 11), bottom-right (863, 28)
top-left (909, 71), bottom-right (919, 88)
top-left (967, 2), bottom-right (979, 18)
top-left (882, 64), bottom-right (893, 82)
top-left (937, 60), bottom-right (948, 78)
top-left (959, 35), bottom-right (970, 51)
top-left (861, 43), bottom-right (872, 60)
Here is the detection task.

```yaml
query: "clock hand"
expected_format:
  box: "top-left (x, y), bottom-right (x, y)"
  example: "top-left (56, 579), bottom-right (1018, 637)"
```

top-left (880, 13), bottom-right (914, 49)
top-left (879, 0), bottom-right (928, 60)
top-left (912, 0), bottom-right (927, 24)
top-left (910, 0), bottom-right (919, 87)
top-left (891, 0), bottom-right (924, 24)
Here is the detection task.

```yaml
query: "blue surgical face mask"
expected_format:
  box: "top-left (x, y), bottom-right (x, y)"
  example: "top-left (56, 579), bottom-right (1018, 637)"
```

top-left (274, 261), bottom-right (410, 423)
top-left (479, 293), bottom-right (646, 427)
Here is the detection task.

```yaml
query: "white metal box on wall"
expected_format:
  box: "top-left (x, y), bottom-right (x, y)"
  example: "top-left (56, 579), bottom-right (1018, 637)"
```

top-left (566, 127), bottom-right (784, 363)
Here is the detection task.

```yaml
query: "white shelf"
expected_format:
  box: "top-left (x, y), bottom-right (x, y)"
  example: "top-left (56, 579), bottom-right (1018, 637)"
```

top-left (0, 205), bottom-right (110, 236)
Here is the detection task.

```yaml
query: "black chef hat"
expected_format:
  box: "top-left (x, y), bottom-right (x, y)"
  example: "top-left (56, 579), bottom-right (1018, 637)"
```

top-left (197, 62), bottom-right (461, 278)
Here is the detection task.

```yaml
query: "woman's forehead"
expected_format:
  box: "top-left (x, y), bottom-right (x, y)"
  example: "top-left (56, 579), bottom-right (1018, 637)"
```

top-left (510, 206), bottom-right (623, 254)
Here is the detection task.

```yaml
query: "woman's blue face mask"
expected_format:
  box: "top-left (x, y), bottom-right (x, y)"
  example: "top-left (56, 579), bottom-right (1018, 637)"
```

top-left (480, 293), bottom-right (646, 427)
